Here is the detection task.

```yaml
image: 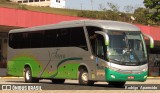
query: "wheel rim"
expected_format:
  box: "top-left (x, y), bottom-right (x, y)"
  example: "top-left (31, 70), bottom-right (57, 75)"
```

top-left (26, 70), bottom-right (30, 80)
top-left (82, 72), bottom-right (88, 82)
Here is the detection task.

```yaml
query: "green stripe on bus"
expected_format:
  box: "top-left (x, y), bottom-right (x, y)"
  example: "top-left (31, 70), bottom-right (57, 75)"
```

top-left (52, 57), bottom-right (82, 78)
top-left (8, 56), bottom-right (82, 79)
top-left (7, 57), bottom-right (43, 77)
top-left (105, 68), bottom-right (147, 82)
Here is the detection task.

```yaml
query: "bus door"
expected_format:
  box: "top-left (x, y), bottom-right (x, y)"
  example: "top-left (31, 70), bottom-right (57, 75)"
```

top-left (94, 34), bottom-right (106, 80)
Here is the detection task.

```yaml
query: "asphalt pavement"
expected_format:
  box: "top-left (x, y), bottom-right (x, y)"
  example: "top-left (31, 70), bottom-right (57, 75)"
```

top-left (0, 68), bottom-right (7, 76)
top-left (0, 78), bottom-right (160, 90)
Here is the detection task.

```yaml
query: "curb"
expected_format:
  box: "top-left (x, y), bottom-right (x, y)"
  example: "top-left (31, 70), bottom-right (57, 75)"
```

top-left (0, 77), bottom-right (23, 79)
top-left (147, 77), bottom-right (160, 79)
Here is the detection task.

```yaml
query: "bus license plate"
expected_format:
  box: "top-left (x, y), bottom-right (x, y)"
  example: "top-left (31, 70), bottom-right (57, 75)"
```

top-left (128, 76), bottom-right (134, 79)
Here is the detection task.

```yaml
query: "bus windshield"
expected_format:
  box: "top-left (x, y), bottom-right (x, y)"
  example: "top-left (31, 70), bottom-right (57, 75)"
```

top-left (107, 31), bottom-right (147, 66)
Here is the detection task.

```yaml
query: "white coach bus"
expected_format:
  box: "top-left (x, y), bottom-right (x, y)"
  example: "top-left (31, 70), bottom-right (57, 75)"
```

top-left (7, 20), bottom-right (154, 87)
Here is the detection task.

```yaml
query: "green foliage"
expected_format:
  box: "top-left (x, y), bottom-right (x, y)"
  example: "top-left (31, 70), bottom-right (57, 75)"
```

top-left (0, 0), bottom-right (160, 26)
top-left (0, 0), bottom-right (7, 2)
top-left (17, 5), bottom-right (27, 10)
top-left (144, 0), bottom-right (160, 25)
top-left (107, 2), bottom-right (119, 12)
top-left (124, 5), bottom-right (134, 13)
top-left (77, 10), bottom-right (131, 22)
top-left (144, 0), bottom-right (160, 9)
top-left (133, 8), bottom-right (148, 25)
top-left (77, 11), bottom-right (97, 18)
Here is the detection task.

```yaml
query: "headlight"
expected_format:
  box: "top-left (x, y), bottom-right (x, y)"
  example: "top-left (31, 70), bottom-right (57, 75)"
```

top-left (110, 74), bottom-right (116, 79)
top-left (144, 75), bottom-right (147, 79)
top-left (142, 68), bottom-right (148, 72)
top-left (106, 66), bottom-right (121, 72)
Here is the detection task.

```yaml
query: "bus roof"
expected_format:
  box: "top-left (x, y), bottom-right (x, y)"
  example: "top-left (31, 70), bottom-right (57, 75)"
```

top-left (9, 20), bottom-right (140, 33)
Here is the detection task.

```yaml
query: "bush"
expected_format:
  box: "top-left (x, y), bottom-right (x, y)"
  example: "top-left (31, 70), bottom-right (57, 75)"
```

top-left (17, 5), bottom-right (27, 10)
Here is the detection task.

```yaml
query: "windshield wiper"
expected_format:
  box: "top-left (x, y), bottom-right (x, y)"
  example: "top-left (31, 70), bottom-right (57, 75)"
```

top-left (109, 58), bottom-right (126, 65)
top-left (110, 58), bottom-right (121, 62)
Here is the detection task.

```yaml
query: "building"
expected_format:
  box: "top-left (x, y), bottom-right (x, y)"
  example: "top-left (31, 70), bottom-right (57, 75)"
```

top-left (10, 0), bottom-right (66, 8)
top-left (50, 0), bottom-right (66, 8)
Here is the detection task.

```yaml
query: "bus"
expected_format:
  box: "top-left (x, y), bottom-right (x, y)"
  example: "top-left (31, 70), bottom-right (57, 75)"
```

top-left (7, 20), bottom-right (154, 87)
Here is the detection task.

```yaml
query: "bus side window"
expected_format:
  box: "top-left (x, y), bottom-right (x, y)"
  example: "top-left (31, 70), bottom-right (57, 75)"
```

top-left (44, 30), bottom-right (57, 47)
top-left (56, 28), bottom-right (70, 47)
top-left (9, 33), bottom-right (22, 49)
top-left (21, 32), bottom-right (30, 48)
top-left (70, 27), bottom-right (88, 50)
top-left (95, 35), bottom-right (105, 59)
top-left (9, 32), bottom-right (30, 49)
top-left (30, 31), bottom-right (44, 48)
top-left (86, 26), bottom-right (102, 55)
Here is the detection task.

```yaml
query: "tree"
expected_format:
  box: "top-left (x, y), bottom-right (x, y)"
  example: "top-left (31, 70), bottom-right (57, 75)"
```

top-left (124, 5), bottom-right (134, 13)
top-left (107, 2), bottom-right (120, 12)
top-left (133, 8), bottom-right (148, 24)
top-left (99, 3), bottom-right (106, 11)
top-left (144, 0), bottom-right (160, 24)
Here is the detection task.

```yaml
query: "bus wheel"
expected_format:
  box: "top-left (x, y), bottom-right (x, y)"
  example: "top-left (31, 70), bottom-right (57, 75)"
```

top-left (79, 69), bottom-right (94, 86)
top-left (52, 79), bottom-right (65, 84)
top-left (24, 67), bottom-right (39, 83)
top-left (108, 81), bottom-right (126, 87)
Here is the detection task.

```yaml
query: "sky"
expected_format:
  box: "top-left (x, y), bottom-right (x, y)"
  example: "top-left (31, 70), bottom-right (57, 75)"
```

top-left (66, 0), bottom-right (145, 12)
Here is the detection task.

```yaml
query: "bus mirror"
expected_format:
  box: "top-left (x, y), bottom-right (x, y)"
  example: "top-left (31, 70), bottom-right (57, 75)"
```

top-left (143, 34), bottom-right (154, 48)
top-left (95, 31), bottom-right (109, 46)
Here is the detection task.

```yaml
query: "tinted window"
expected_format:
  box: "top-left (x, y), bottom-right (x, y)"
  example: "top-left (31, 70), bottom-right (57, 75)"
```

top-left (86, 26), bottom-right (102, 54)
top-left (9, 32), bottom-right (30, 49)
top-left (70, 27), bottom-right (88, 50)
top-left (44, 29), bottom-right (57, 47)
top-left (9, 27), bottom-right (88, 50)
top-left (30, 31), bottom-right (44, 48)
top-left (9, 33), bottom-right (22, 49)
top-left (95, 35), bottom-right (106, 59)
top-left (21, 32), bottom-right (30, 48)
top-left (56, 28), bottom-right (70, 47)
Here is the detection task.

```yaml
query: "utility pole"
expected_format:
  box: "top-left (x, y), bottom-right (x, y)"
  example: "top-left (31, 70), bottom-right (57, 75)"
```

top-left (90, 0), bottom-right (93, 10)
top-left (80, 0), bottom-right (83, 10)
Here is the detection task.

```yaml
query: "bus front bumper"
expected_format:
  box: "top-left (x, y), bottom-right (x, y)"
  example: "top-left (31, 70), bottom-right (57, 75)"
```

top-left (105, 68), bottom-right (148, 82)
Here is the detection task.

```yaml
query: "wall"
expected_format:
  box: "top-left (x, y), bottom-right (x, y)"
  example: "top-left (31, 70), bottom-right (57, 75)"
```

top-left (149, 54), bottom-right (160, 76)
top-left (0, 7), bottom-right (84, 27)
top-left (0, 7), bottom-right (160, 41)
top-left (135, 24), bottom-right (160, 41)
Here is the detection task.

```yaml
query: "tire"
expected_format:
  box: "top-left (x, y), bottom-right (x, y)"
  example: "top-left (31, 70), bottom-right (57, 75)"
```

top-left (52, 79), bottom-right (65, 84)
top-left (108, 81), bottom-right (126, 87)
top-left (79, 69), bottom-right (94, 86)
top-left (24, 67), bottom-right (39, 83)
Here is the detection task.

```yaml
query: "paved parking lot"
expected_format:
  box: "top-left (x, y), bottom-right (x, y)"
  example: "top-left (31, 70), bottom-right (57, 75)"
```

top-left (0, 68), bottom-right (7, 76)
top-left (0, 78), bottom-right (159, 93)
